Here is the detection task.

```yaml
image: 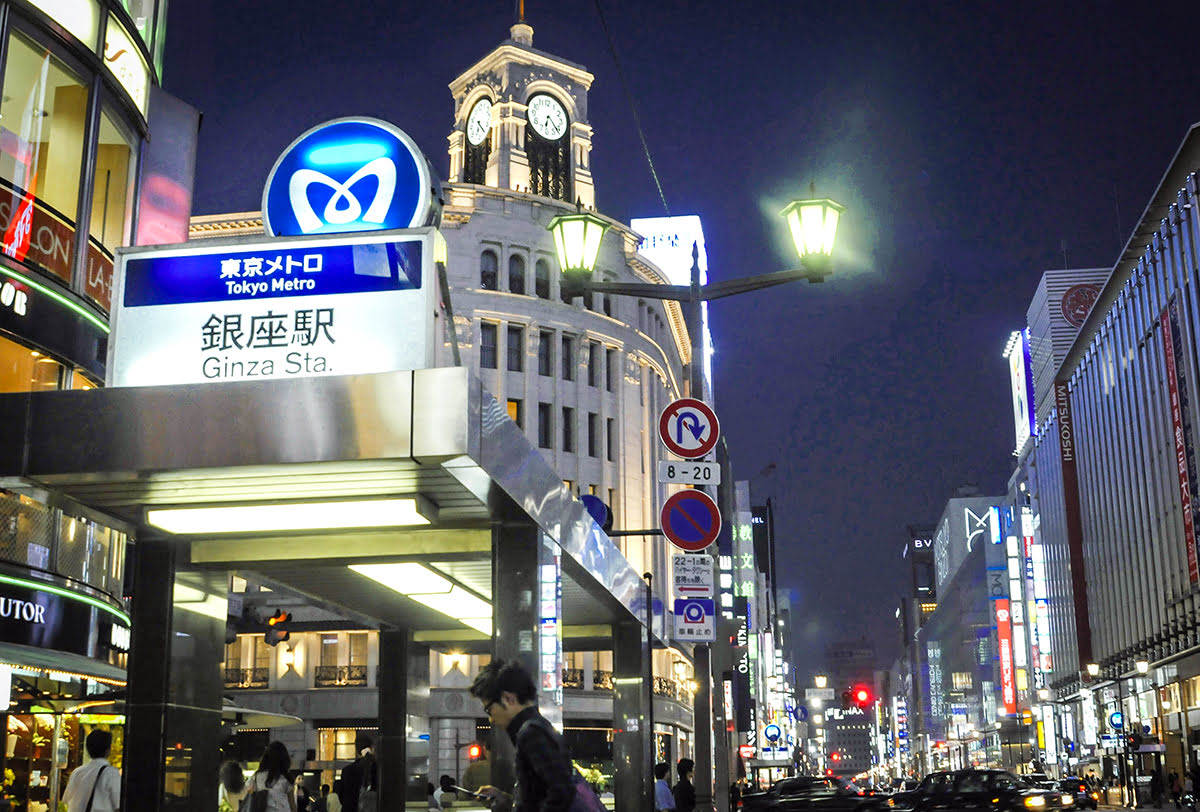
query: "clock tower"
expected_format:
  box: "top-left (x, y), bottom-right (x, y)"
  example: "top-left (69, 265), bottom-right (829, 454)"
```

top-left (448, 21), bottom-right (596, 208)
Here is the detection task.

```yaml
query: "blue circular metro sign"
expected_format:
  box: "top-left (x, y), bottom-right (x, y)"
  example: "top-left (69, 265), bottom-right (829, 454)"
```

top-left (262, 117), bottom-right (437, 237)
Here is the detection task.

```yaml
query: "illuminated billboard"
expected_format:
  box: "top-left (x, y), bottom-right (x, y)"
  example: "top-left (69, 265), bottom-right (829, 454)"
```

top-left (630, 215), bottom-right (713, 397)
top-left (1004, 329), bottom-right (1037, 453)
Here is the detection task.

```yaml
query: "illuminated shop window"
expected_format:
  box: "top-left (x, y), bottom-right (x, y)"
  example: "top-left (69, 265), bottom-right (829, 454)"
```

top-left (102, 16), bottom-right (148, 114)
top-left (0, 338), bottom-right (62, 391)
top-left (0, 32), bottom-right (88, 284)
top-left (83, 107), bottom-right (135, 310)
top-left (25, 0), bottom-right (100, 50)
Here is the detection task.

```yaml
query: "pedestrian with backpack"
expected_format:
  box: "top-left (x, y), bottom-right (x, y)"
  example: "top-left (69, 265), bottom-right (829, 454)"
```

top-left (469, 659), bottom-right (602, 812)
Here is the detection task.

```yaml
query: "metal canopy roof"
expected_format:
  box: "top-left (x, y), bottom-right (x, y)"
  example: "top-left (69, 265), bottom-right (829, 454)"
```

top-left (0, 368), bottom-right (649, 643)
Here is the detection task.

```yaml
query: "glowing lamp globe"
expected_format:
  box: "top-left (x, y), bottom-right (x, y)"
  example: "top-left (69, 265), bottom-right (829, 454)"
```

top-left (547, 207), bottom-right (609, 295)
top-left (780, 196), bottom-right (845, 281)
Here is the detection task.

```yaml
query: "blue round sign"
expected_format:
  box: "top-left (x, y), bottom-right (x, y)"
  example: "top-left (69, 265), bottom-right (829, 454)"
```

top-left (262, 117), bottom-right (439, 237)
top-left (1109, 711), bottom-right (1123, 730)
top-left (764, 724), bottom-right (782, 742)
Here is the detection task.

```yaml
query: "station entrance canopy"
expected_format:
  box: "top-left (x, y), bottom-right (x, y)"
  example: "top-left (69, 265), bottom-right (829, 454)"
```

top-left (0, 366), bottom-right (649, 640)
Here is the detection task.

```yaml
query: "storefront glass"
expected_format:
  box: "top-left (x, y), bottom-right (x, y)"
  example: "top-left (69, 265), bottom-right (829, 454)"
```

top-left (23, 0), bottom-right (100, 51)
top-left (84, 106), bottom-right (135, 311)
top-left (101, 16), bottom-right (148, 115)
top-left (0, 31), bottom-right (88, 285)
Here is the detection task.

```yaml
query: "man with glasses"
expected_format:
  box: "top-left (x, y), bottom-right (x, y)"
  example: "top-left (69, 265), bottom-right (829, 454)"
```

top-left (470, 659), bottom-right (576, 812)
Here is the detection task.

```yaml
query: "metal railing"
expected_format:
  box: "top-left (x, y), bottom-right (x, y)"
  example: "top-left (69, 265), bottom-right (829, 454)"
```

top-left (224, 667), bottom-right (270, 689)
top-left (315, 665), bottom-right (368, 687)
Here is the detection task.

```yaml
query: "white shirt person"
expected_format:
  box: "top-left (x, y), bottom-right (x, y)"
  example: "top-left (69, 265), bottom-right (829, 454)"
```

top-left (62, 730), bottom-right (121, 812)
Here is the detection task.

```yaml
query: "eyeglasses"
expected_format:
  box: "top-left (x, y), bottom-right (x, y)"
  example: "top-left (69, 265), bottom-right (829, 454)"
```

top-left (484, 700), bottom-right (497, 716)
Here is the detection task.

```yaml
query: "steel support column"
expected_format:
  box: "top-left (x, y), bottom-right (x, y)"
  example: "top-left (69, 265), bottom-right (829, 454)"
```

top-left (379, 627), bottom-right (410, 809)
top-left (614, 619), bottom-right (653, 812)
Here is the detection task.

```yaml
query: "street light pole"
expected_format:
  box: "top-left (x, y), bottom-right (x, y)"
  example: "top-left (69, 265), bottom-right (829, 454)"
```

top-left (547, 193), bottom-right (845, 812)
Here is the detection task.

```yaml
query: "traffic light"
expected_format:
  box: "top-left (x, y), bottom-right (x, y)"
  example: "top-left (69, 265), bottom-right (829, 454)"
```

top-left (852, 684), bottom-right (873, 708)
top-left (841, 690), bottom-right (853, 708)
top-left (264, 609), bottom-right (291, 646)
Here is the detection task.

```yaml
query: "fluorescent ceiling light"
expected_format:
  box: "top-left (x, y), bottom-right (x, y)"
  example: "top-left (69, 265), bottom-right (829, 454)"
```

top-left (349, 563), bottom-right (452, 595)
top-left (147, 498), bottom-right (431, 534)
top-left (349, 563), bottom-right (492, 635)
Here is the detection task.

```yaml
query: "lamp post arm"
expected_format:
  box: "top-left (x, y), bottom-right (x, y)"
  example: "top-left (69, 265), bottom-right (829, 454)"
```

top-left (573, 280), bottom-right (692, 301)
top-left (573, 267), bottom-right (827, 304)
top-left (700, 267), bottom-right (825, 301)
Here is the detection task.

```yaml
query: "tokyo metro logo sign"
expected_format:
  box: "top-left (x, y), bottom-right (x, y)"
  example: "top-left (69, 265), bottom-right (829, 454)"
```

top-left (263, 118), bottom-right (438, 237)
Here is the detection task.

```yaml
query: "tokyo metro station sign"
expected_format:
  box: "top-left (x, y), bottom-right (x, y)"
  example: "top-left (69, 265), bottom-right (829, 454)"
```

top-left (109, 117), bottom-right (445, 388)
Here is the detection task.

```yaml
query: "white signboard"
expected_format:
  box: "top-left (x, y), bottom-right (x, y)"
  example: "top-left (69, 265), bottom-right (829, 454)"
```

top-left (805, 687), bottom-right (835, 700)
top-left (109, 230), bottom-right (441, 387)
top-left (672, 553), bottom-right (714, 597)
top-left (658, 459), bottom-right (721, 485)
top-left (672, 598), bottom-right (715, 642)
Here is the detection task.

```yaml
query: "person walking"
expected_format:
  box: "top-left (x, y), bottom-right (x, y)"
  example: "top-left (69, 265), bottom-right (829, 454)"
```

top-left (337, 734), bottom-right (378, 812)
top-left (654, 763), bottom-right (676, 811)
top-left (327, 781), bottom-right (343, 812)
top-left (62, 730), bottom-right (121, 812)
top-left (1153, 771), bottom-right (1165, 808)
top-left (220, 760), bottom-right (249, 811)
top-left (672, 759), bottom-right (696, 812)
top-left (469, 658), bottom-right (578, 812)
top-left (246, 741), bottom-right (298, 812)
top-left (1171, 771), bottom-right (1182, 809)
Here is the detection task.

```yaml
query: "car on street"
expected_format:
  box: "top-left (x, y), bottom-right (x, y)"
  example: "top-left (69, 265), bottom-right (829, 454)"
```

top-left (890, 769), bottom-right (1072, 812)
top-left (740, 776), bottom-right (894, 812)
top-left (1056, 778), bottom-right (1099, 810)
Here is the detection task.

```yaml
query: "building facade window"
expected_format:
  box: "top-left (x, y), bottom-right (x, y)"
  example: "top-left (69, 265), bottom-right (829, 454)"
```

top-left (587, 341), bottom-right (599, 386)
top-left (562, 406), bottom-right (575, 452)
top-left (587, 412), bottom-right (598, 457)
top-left (605, 348), bottom-right (617, 391)
top-left (507, 325), bottom-right (524, 371)
top-left (535, 259), bottom-right (551, 299)
top-left (0, 32), bottom-right (87, 287)
top-left (480, 323), bottom-right (497, 368)
top-left (561, 336), bottom-right (574, 380)
top-left (480, 249), bottom-right (498, 290)
top-left (538, 402), bottom-right (553, 448)
top-left (606, 417), bottom-right (615, 461)
top-left (507, 398), bottom-right (523, 428)
top-left (508, 254), bottom-right (526, 294)
top-left (538, 330), bottom-right (553, 376)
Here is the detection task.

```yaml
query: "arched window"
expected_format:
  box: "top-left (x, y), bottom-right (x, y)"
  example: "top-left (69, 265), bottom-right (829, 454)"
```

top-left (480, 250), bottom-right (498, 290)
top-left (509, 255), bottom-right (526, 295)
top-left (535, 259), bottom-right (551, 299)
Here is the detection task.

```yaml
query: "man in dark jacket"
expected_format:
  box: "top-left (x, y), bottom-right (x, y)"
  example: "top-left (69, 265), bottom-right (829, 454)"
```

top-left (337, 734), bottom-right (378, 812)
top-left (673, 759), bottom-right (696, 812)
top-left (470, 659), bottom-right (575, 812)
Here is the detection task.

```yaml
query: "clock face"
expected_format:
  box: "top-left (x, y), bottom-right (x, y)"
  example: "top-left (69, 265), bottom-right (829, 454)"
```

top-left (466, 98), bottom-right (492, 146)
top-left (527, 94), bottom-right (568, 141)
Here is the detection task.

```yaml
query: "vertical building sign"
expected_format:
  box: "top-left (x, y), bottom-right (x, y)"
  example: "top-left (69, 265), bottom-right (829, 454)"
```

top-left (1005, 329), bottom-right (1038, 452)
top-left (995, 598), bottom-right (1017, 715)
top-left (1161, 297), bottom-right (1200, 584)
top-left (1054, 380), bottom-right (1094, 664)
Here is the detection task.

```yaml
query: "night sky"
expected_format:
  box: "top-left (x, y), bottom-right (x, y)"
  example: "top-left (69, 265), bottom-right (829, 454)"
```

top-left (162, 1), bottom-right (1200, 673)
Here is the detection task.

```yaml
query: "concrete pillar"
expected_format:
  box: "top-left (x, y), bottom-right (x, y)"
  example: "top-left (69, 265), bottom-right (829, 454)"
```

top-left (124, 541), bottom-right (227, 811)
top-left (379, 627), bottom-right (410, 809)
top-left (613, 620), bottom-right (652, 812)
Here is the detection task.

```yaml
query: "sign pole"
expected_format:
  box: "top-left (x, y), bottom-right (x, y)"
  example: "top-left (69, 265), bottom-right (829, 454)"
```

top-left (682, 244), bottom-right (720, 812)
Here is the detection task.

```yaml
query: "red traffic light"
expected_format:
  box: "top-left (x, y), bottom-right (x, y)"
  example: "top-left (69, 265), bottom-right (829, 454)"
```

top-left (852, 684), bottom-right (872, 707)
top-left (830, 752), bottom-right (841, 761)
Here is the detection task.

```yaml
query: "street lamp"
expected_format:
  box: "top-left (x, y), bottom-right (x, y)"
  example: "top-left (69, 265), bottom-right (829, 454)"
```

top-left (548, 190), bottom-right (844, 804)
top-left (1136, 660), bottom-right (1149, 675)
top-left (815, 675), bottom-right (828, 689)
top-left (1087, 663), bottom-right (1101, 677)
